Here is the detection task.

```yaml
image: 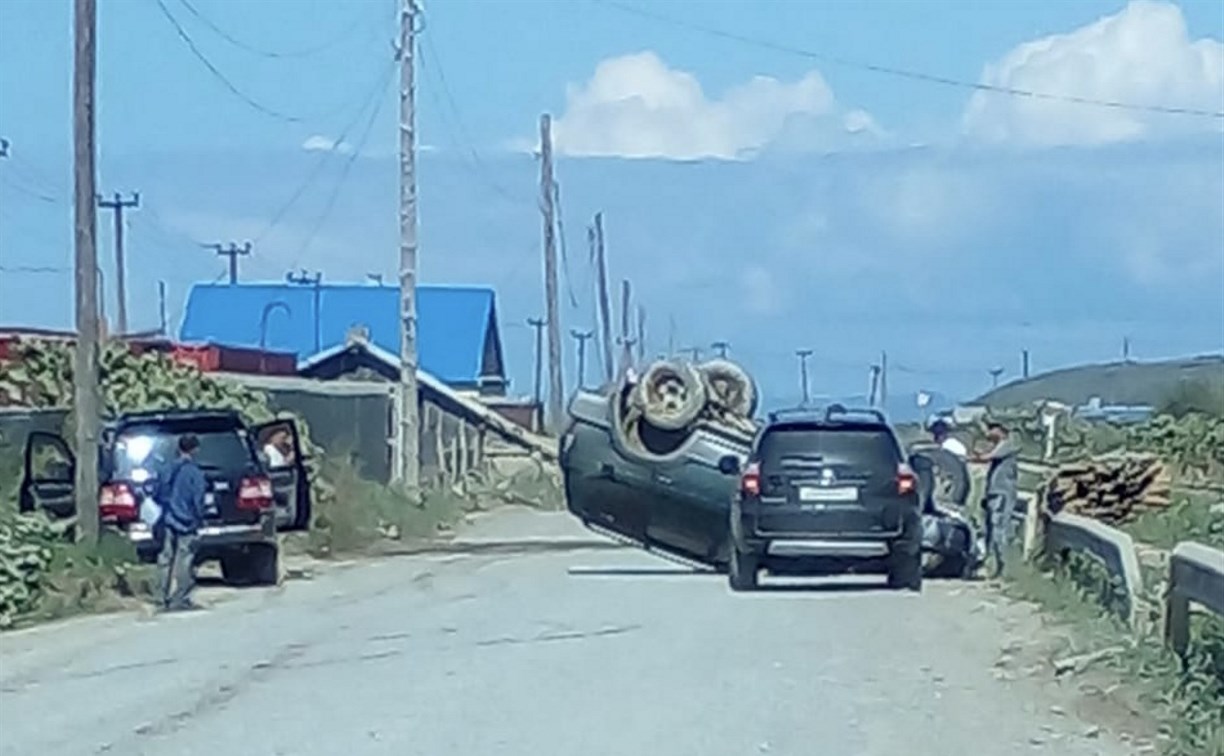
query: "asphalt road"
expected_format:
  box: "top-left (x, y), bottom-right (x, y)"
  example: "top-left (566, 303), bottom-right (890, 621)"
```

top-left (0, 508), bottom-right (1138, 756)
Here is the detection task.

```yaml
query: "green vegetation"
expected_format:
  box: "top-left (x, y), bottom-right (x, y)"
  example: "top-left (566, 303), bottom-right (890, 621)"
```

top-left (975, 355), bottom-right (1224, 409)
top-left (1007, 552), bottom-right (1224, 756)
top-left (1124, 491), bottom-right (1224, 552)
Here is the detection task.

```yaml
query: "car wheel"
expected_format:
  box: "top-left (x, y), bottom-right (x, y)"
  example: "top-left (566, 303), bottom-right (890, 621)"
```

top-left (248, 544), bottom-right (280, 586)
top-left (697, 359), bottom-right (757, 418)
top-left (636, 360), bottom-right (707, 431)
top-left (888, 511), bottom-right (923, 592)
top-left (728, 544), bottom-right (759, 592)
top-left (220, 552), bottom-right (253, 586)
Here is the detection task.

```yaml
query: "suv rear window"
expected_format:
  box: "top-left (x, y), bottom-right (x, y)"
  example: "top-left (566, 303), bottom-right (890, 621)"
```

top-left (758, 423), bottom-right (902, 472)
top-left (110, 417), bottom-right (254, 479)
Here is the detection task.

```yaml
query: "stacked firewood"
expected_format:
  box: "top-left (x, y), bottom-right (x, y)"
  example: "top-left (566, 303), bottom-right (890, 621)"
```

top-left (1043, 454), bottom-right (1172, 524)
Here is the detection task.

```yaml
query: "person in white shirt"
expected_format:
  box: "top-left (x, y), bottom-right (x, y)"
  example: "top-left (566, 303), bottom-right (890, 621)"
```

top-left (929, 419), bottom-right (968, 459)
top-left (262, 430), bottom-right (292, 469)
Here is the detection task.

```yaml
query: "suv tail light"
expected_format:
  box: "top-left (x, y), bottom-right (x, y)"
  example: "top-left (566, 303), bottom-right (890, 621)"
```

top-left (99, 483), bottom-right (138, 523)
top-left (896, 463), bottom-right (917, 495)
top-left (238, 476), bottom-right (274, 511)
top-left (741, 462), bottom-right (761, 496)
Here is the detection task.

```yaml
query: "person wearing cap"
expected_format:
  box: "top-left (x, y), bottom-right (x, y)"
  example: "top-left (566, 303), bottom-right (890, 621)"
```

top-left (928, 419), bottom-right (968, 459)
top-left (972, 421), bottom-right (1019, 578)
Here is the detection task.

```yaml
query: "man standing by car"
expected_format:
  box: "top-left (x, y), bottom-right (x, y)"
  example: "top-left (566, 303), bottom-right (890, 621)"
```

top-left (929, 418), bottom-right (968, 459)
top-left (972, 421), bottom-right (1019, 578)
top-left (157, 434), bottom-right (208, 611)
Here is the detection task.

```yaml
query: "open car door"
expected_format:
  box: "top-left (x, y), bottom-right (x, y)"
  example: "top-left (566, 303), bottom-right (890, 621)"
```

top-left (19, 432), bottom-right (77, 520)
top-left (252, 418), bottom-right (312, 531)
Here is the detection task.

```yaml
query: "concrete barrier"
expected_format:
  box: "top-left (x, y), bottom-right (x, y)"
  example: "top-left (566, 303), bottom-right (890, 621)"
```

top-left (1044, 512), bottom-right (1144, 631)
top-left (1165, 541), bottom-right (1224, 660)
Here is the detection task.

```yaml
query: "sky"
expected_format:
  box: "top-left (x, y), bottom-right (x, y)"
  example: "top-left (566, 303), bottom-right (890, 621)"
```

top-left (1, 0), bottom-right (1222, 416)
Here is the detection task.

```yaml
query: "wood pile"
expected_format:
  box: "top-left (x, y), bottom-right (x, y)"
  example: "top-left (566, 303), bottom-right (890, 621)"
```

top-left (1043, 454), bottom-right (1172, 524)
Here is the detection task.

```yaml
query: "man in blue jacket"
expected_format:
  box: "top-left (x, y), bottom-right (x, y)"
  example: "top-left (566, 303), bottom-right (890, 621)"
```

top-left (156, 433), bottom-right (208, 611)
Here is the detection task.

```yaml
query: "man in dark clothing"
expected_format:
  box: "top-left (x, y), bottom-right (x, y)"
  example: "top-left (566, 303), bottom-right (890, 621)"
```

top-left (156, 434), bottom-right (208, 611)
top-left (972, 421), bottom-right (1019, 578)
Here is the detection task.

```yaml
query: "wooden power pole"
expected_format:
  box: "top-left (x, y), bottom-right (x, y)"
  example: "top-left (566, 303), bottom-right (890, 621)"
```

top-left (528, 317), bottom-right (546, 410)
top-left (539, 114), bottom-right (563, 428)
top-left (97, 191), bottom-right (139, 335)
top-left (571, 329), bottom-right (593, 390)
top-left (72, 0), bottom-right (101, 544)
top-left (210, 241), bottom-right (251, 285)
top-left (590, 212), bottom-right (614, 385)
top-left (796, 349), bottom-right (813, 407)
top-left (397, 0), bottom-right (421, 491)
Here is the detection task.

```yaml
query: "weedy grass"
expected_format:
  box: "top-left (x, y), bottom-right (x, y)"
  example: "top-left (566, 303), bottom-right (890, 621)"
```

top-left (1124, 490), bottom-right (1224, 552)
top-left (1006, 551), bottom-right (1224, 756)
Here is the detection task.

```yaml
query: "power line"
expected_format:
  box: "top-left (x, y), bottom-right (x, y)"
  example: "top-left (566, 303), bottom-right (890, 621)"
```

top-left (290, 59), bottom-right (395, 264)
top-left (552, 180), bottom-right (579, 309)
top-left (591, 0), bottom-right (1224, 120)
top-left (0, 264), bottom-right (69, 274)
top-left (153, 0), bottom-right (307, 122)
top-left (252, 57), bottom-right (398, 246)
top-left (174, 0), bottom-right (372, 60)
top-left (418, 33), bottom-right (528, 206)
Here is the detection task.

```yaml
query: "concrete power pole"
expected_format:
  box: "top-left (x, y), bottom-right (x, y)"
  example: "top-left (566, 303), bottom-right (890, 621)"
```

top-left (528, 317), bottom-right (546, 430)
top-left (590, 213), bottom-right (614, 385)
top-left (539, 115), bottom-right (564, 429)
top-left (711, 341), bottom-right (730, 359)
top-left (989, 366), bottom-right (1005, 388)
top-left (97, 191), bottom-right (139, 335)
top-left (618, 279), bottom-right (634, 375)
top-left (396, 0), bottom-right (421, 491)
top-left (571, 329), bottom-right (593, 390)
top-left (879, 350), bottom-right (888, 409)
top-left (210, 241), bottom-right (251, 285)
top-left (636, 304), bottom-right (646, 364)
top-left (72, 0), bottom-right (101, 545)
top-left (1022, 349), bottom-right (1031, 379)
top-left (796, 349), bottom-right (813, 407)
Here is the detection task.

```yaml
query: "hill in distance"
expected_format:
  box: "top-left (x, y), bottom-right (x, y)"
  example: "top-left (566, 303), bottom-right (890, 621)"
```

top-left (974, 354), bottom-right (1224, 409)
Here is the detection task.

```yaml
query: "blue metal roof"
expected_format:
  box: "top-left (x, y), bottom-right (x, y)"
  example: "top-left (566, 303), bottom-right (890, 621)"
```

top-left (178, 283), bottom-right (499, 384)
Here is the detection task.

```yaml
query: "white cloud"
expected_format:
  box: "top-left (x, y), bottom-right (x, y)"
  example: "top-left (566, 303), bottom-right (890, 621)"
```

top-left (962, 1), bottom-right (1224, 147)
top-left (301, 135), bottom-right (354, 154)
top-left (551, 51), bottom-right (880, 160)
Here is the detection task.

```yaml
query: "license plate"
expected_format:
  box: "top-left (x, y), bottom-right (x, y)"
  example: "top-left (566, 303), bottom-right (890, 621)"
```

top-left (798, 486), bottom-right (858, 502)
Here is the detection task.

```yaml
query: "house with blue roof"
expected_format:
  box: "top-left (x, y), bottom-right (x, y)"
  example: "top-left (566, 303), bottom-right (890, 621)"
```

top-left (179, 281), bottom-right (507, 395)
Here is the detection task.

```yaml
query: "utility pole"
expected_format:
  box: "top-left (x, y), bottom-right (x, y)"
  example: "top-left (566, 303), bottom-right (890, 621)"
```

top-left (636, 304), bottom-right (646, 364)
top-left (590, 213), bottom-right (614, 385)
top-left (397, 0), bottom-right (421, 491)
top-left (879, 350), bottom-right (888, 409)
top-left (796, 349), bottom-right (813, 407)
top-left (1022, 349), bottom-right (1031, 379)
top-left (571, 329), bottom-right (593, 390)
top-left (989, 366), bottom-right (1005, 388)
top-left (72, 0), bottom-right (101, 545)
top-left (681, 346), bottom-right (702, 362)
top-left (157, 280), bottom-right (167, 335)
top-left (286, 269), bottom-right (323, 353)
top-left (711, 341), bottom-right (730, 359)
top-left (668, 314), bottom-right (677, 357)
top-left (209, 241), bottom-right (250, 286)
top-left (539, 114), bottom-right (563, 428)
top-left (868, 364), bottom-right (882, 407)
top-left (528, 318), bottom-right (546, 425)
top-left (1122, 336), bottom-right (1132, 362)
top-left (618, 279), bottom-right (634, 375)
top-left (97, 191), bottom-right (139, 334)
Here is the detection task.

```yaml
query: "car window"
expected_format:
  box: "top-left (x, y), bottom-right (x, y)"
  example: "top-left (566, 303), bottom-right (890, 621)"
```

top-left (111, 418), bottom-right (254, 479)
top-left (758, 424), bottom-right (901, 472)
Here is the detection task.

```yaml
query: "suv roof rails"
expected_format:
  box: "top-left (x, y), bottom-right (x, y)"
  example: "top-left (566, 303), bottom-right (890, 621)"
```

top-left (765, 404), bottom-right (890, 427)
top-left (111, 408), bottom-right (245, 424)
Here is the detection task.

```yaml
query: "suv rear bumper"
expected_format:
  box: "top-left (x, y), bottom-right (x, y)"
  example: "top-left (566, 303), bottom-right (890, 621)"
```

top-left (127, 513), bottom-right (277, 562)
top-left (732, 498), bottom-right (920, 558)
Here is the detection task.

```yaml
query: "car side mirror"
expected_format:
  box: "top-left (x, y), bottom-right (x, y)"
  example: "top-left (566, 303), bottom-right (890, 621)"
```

top-left (717, 455), bottom-right (741, 475)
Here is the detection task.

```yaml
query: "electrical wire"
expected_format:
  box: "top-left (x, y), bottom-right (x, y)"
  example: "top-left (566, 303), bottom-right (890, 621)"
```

top-left (0, 174), bottom-right (59, 204)
top-left (251, 56), bottom-right (399, 247)
top-left (591, 0), bottom-right (1224, 120)
top-left (174, 0), bottom-right (371, 60)
top-left (552, 181), bottom-right (580, 308)
top-left (153, 0), bottom-right (307, 122)
top-left (0, 265), bottom-right (68, 274)
top-left (290, 62), bottom-right (396, 264)
top-left (419, 33), bottom-right (531, 207)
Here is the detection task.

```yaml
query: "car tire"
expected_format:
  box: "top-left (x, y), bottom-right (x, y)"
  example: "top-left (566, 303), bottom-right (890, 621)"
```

top-left (728, 543), bottom-right (759, 592)
top-left (636, 360), bottom-right (707, 431)
top-left (697, 359), bottom-right (758, 418)
top-left (249, 544), bottom-right (280, 586)
top-left (888, 510), bottom-right (923, 592)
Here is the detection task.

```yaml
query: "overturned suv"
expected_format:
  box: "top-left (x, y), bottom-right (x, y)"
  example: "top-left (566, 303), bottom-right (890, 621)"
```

top-left (720, 406), bottom-right (923, 592)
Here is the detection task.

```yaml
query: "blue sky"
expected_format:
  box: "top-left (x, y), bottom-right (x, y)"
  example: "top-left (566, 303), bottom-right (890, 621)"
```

top-left (1, 0), bottom-right (1222, 415)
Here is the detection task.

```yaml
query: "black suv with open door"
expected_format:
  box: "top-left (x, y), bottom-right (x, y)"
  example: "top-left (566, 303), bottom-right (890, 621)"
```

top-left (720, 405), bottom-right (923, 592)
top-left (19, 410), bottom-right (310, 586)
